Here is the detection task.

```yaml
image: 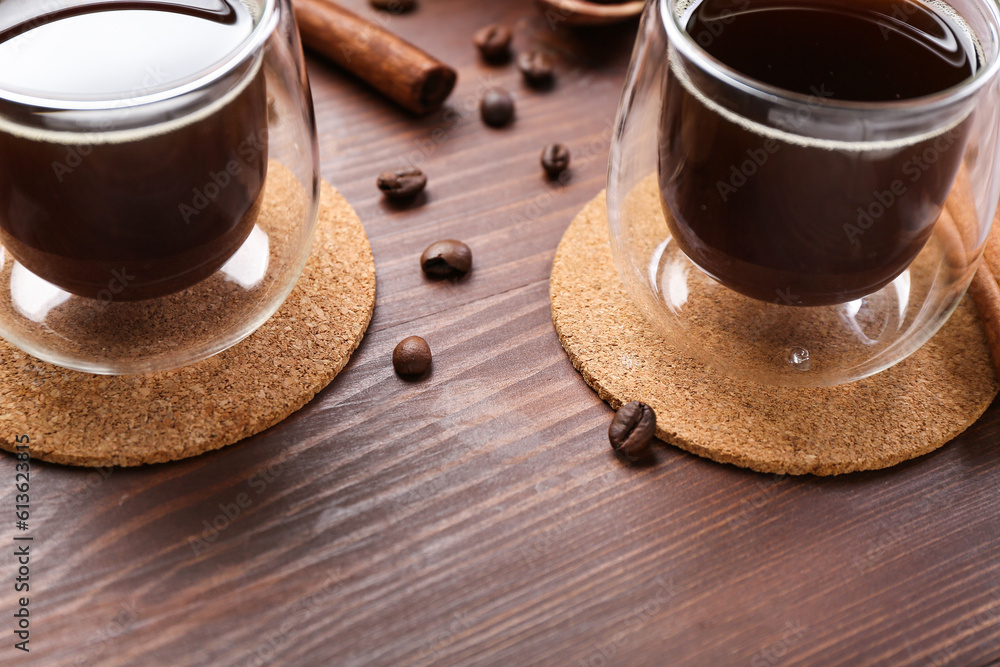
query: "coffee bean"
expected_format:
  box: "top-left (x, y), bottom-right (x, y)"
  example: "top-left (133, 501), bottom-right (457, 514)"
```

top-left (421, 240), bottom-right (472, 278)
top-left (481, 88), bottom-right (515, 128)
top-left (517, 51), bottom-right (554, 87)
top-left (473, 24), bottom-right (512, 63)
top-left (609, 401), bottom-right (656, 463)
top-left (370, 0), bottom-right (416, 13)
top-left (377, 168), bottom-right (427, 201)
top-left (393, 336), bottom-right (432, 378)
top-left (541, 143), bottom-right (571, 177)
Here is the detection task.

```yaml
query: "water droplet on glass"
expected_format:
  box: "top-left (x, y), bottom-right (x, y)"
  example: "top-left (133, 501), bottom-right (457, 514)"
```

top-left (787, 346), bottom-right (811, 370)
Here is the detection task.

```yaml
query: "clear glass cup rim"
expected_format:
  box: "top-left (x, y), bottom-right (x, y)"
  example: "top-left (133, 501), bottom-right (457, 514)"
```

top-left (659, 0), bottom-right (1000, 114)
top-left (0, 0), bottom-right (278, 111)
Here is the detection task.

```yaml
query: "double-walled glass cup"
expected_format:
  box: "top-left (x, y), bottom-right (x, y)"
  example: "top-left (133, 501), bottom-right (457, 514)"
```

top-left (608, 0), bottom-right (1000, 386)
top-left (0, 0), bottom-right (319, 374)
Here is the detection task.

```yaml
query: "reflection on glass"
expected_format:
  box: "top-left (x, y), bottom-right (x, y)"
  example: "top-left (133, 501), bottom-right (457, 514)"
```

top-left (220, 224), bottom-right (270, 289)
top-left (892, 270), bottom-right (912, 321)
top-left (10, 262), bottom-right (70, 323)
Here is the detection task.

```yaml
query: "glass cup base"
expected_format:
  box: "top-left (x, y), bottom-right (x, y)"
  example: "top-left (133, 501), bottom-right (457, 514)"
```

top-left (615, 175), bottom-right (970, 387)
top-left (0, 160), bottom-right (316, 375)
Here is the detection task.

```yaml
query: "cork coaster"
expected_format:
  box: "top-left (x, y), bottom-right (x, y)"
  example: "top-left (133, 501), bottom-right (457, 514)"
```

top-left (551, 188), bottom-right (999, 475)
top-left (0, 177), bottom-right (375, 467)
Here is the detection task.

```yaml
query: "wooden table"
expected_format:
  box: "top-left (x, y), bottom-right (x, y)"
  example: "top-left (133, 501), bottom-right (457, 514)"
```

top-left (6, 1), bottom-right (1000, 665)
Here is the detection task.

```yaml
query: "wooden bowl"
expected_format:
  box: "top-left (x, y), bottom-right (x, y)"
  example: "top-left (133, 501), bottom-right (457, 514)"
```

top-left (536, 0), bottom-right (645, 26)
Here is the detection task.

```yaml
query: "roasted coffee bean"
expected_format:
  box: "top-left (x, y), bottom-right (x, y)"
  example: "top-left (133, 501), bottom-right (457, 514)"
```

top-left (421, 240), bottom-right (473, 278)
top-left (377, 168), bottom-right (427, 201)
top-left (481, 88), bottom-right (515, 128)
top-left (393, 336), bottom-right (432, 377)
top-left (517, 51), bottom-right (554, 87)
top-left (370, 0), bottom-right (416, 13)
top-left (609, 401), bottom-right (656, 463)
top-left (473, 24), bottom-right (512, 63)
top-left (541, 143), bottom-right (571, 177)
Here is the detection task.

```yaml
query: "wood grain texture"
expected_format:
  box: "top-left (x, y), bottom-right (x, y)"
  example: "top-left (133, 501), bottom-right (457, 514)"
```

top-left (1, 1), bottom-right (999, 665)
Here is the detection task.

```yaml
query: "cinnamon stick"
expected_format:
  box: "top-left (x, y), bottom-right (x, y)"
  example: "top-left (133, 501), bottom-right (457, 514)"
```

top-left (292, 0), bottom-right (457, 115)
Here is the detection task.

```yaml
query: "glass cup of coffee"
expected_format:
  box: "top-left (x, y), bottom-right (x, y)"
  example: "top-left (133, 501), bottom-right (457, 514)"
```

top-left (0, 0), bottom-right (319, 374)
top-left (607, 0), bottom-right (1000, 386)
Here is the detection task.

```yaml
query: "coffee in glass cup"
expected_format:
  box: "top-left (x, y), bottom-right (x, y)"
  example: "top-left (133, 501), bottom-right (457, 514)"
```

top-left (0, 0), bottom-right (268, 301)
top-left (658, 0), bottom-right (978, 306)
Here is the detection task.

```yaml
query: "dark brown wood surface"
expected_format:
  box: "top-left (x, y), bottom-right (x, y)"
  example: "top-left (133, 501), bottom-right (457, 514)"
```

top-left (3, 1), bottom-right (1000, 665)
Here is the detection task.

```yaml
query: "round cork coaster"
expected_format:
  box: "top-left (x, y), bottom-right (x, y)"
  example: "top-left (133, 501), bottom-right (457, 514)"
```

top-left (551, 189), bottom-right (999, 475)
top-left (0, 178), bottom-right (375, 467)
